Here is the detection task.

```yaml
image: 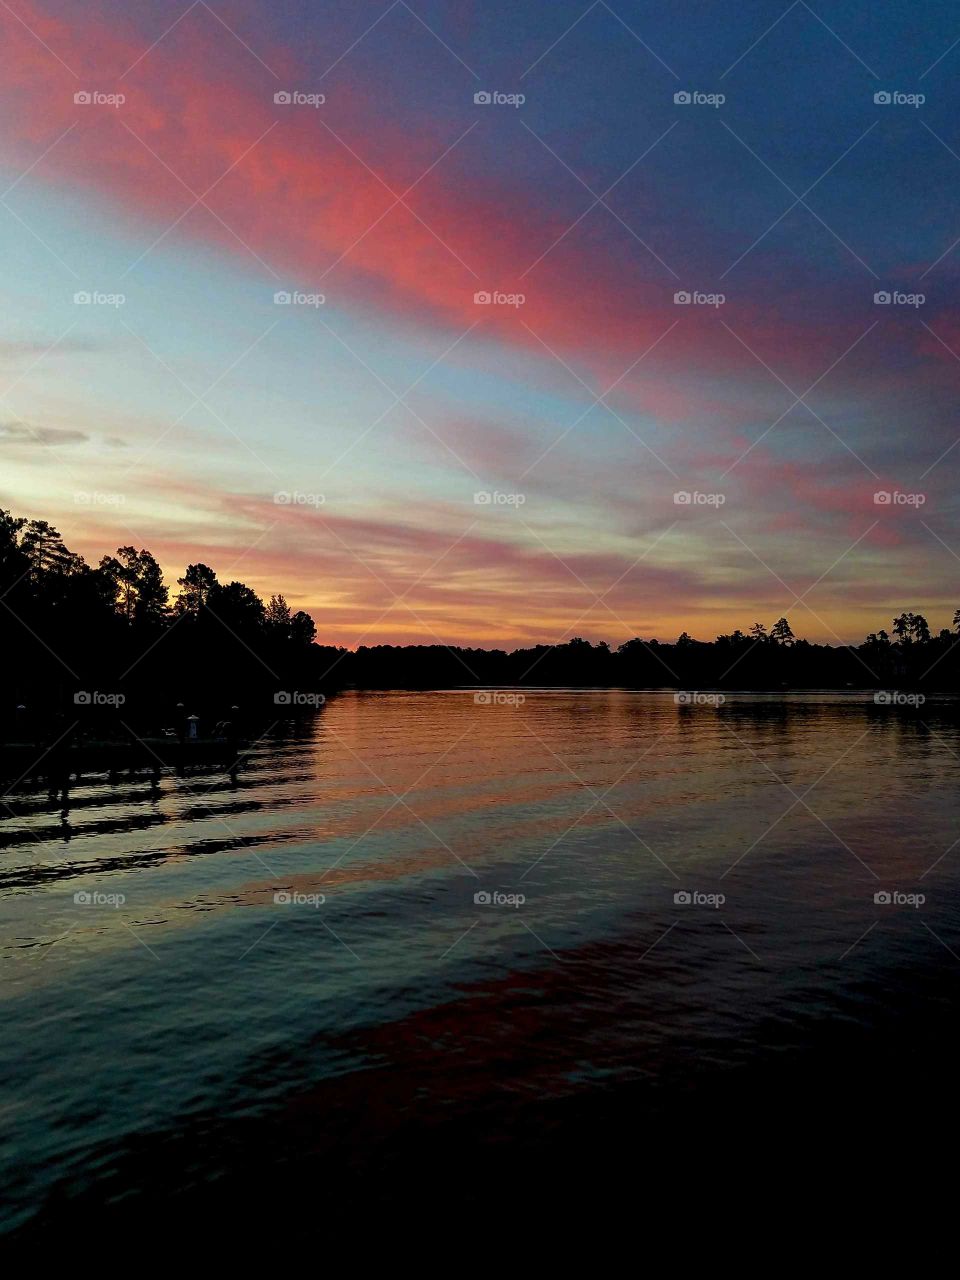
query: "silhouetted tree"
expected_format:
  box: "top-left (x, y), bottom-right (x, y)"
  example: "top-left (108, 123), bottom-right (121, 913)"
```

top-left (892, 612), bottom-right (930, 646)
top-left (0, 510), bottom-right (27, 584)
top-left (100, 546), bottom-right (169, 626)
top-left (20, 519), bottom-right (74, 579)
top-left (893, 613), bottom-right (912, 645)
top-left (175, 563), bottom-right (219, 616)
top-left (770, 617), bottom-right (795, 645)
top-left (290, 611), bottom-right (318, 645)
top-left (266, 593), bottom-right (292, 636)
top-left (210, 580), bottom-right (266, 632)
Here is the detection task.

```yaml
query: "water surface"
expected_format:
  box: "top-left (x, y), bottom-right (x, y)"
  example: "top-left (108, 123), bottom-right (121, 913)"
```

top-left (2, 690), bottom-right (958, 1232)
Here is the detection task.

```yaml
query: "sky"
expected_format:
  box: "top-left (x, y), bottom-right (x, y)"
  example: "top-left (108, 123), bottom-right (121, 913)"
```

top-left (1, 0), bottom-right (959, 648)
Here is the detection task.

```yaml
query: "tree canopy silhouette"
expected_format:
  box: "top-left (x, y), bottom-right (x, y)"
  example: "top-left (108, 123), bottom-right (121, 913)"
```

top-left (0, 509), bottom-right (336, 736)
top-left (2, 506), bottom-right (959, 740)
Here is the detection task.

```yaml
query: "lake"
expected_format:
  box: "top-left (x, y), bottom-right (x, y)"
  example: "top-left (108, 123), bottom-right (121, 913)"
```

top-left (2, 689), bottom-right (958, 1233)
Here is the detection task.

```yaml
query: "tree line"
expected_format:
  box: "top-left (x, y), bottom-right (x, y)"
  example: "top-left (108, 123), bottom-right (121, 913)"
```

top-left (348, 616), bottom-right (960, 691)
top-left (0, 510), bottom-right (343, 735)
top-left (2, 509), bottom-right (959, 739)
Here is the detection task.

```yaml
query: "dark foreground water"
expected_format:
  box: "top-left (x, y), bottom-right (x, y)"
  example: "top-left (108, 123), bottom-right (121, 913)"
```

top-left (2, 689), bottom-right (959, 1235)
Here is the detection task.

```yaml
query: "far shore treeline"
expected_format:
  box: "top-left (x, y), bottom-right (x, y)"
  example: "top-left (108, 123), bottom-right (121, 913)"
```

top-left (3, 510), bottom-right (960, 735)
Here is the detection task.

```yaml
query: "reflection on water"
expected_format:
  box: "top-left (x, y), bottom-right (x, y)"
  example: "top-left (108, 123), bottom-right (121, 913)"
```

top-left (2, 690), bottom-right (959, 1232)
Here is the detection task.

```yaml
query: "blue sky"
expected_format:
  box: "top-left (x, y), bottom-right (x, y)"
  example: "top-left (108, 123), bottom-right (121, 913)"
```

top-left (1, 0), bottom-right (959, 645)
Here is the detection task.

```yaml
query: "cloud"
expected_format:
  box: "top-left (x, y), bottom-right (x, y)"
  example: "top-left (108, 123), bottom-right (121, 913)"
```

top-left (0, 0), bottom-right (874, 395)
top-left (0, 339), bottom-right (105, 360)
top-left (0, 422), bottom-right (89, 446)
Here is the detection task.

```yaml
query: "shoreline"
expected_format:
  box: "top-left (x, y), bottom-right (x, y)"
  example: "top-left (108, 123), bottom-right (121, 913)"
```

top-left (2, 685), bottom-right (953, 785)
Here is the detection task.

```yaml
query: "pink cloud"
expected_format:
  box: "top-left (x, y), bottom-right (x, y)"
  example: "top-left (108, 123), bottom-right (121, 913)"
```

top-left (0, 0), bottom-right (874, 393)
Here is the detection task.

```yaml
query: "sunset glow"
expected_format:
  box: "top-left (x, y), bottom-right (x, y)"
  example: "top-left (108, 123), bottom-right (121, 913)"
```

top-left (2, 0), bottom-right (957, 646)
